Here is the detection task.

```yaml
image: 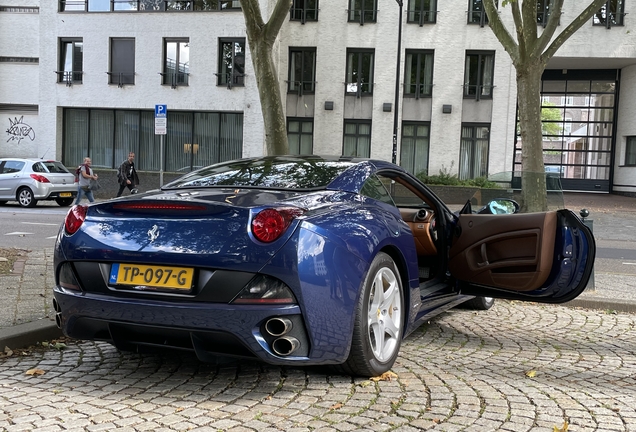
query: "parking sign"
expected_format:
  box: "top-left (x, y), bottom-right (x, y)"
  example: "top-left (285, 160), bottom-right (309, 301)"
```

top-left (155, 104), bottom-right (167, 135)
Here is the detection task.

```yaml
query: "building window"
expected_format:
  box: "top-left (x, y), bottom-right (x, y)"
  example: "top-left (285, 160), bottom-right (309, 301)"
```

top-left (407, 0), bottom-right (436, 25)
top-left (626, 137), bottom-right (636, 166)
top-left (459, 124), bottom-right (490, 180)
top-left (345, 49), bottom-right (374, 96)
top-left (162, 39), bottom-right (189, 87)
top-left (536, 0), bottom-right (558, 26)
top-left (400, 122), bottom-right (430, 175)
top-left (290, 0), bottom-right (318, 23)
top-left (288, 48), bottom-right (316, 95)
top-left (468, 0), bottom-right (496, 26)
top-left (593, 0), bottom-right (625, 27)
top-left (164, 0), bottom-right (240, 10)
top-left (287, 118), bottom-right (314, 154)
top-left (60, 0), bottom-right (240, 12)
top-left (348, 0), bottom-right (377, 24)
top-left (343, 120), bottom-right (371, 157)
top-left (109, 38), bottom-right (135, 86)
top-left (58, 39), bottom-right (83, 85)
top-left (218, 38), bottom-right (245, 88)
top-left (404, 50), bottom-right (433, 98)
top-left (464, 51), bottom-right (494, 100)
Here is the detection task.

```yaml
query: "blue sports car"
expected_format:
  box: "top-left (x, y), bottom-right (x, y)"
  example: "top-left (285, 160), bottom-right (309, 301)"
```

top-left (53, 156), bottom-right (595, 376)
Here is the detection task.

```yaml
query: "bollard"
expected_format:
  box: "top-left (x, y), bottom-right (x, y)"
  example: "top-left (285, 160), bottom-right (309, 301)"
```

top-left (580, 208), bottom-right (595, 291)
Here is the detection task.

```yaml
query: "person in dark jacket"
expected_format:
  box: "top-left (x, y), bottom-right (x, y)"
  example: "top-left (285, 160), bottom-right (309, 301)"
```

top-left (116, 152), bottom-right (140, 197)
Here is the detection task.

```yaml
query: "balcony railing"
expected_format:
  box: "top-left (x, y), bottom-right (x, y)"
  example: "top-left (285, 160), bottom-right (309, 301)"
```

top-left (215, 72), bottom-right (245, 89)
top-left (347, 8), bottom-right (378, 25)
top-left (55, 70), bottom-right (83, 86)
top-left (287, 80), bottom-right (317, 97)
top-left (463, 84), bottom-right (495, 101)
top-left (406, 9), bottom-right (437, 26)
top-left (290, 6), bottom-right (318, 23)
top-left (160, 72), bottom-right (190, 88)
top-left (404, 83), bottom-right (433, 99)
top-left (106, 72), bottom-right (135, 87)
top-left (593, 11), bottom-right (626, 28)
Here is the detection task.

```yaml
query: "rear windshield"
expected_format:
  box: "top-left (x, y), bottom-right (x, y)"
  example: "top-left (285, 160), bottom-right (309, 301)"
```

top-left (164, 158), bottom-right (354, 190)
top-left (41, 161), bottom-right (70, 174)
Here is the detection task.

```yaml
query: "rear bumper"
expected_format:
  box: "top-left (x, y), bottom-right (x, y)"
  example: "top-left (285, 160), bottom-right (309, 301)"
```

top-left (34, 183), bottom-right (77, 200)
top-left (52, 287), bottom-right (345, 366)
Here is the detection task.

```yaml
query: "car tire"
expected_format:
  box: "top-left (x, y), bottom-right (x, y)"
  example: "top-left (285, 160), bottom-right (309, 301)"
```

top-left (339, 252), bottom-right (404, 377)
top-left (56, 198), bottom-right (74, 207)
top-left (461, 296), bottom-right (495, 310)
top-left (17, 188), bottom-right (37, 208)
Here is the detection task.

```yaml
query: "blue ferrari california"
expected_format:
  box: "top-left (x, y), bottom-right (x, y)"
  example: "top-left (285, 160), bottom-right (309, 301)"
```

top-left (53, 156), bottom-right (595, 376)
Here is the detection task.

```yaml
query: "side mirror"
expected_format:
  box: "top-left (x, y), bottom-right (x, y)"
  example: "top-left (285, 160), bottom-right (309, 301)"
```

top-left (478, 199), bottom-right (520, 215)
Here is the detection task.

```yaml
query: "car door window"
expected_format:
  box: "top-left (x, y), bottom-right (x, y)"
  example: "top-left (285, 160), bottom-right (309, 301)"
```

top-left (32, 162), bottom-right (46, 173)
top-left (360, 175), bottom-right (395, 205)
top-left (3, 161), bottom-right (24, 174)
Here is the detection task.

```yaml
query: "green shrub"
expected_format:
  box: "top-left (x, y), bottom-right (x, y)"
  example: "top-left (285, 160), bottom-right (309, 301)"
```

top-left (416, 165), bottom-right (499, 189)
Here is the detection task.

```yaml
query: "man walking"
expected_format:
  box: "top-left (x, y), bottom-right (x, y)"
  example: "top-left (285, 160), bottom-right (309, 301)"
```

top-left (117, 152), bottom-right (140, 197)
top-left (75, 157), bottom-right (98, 204)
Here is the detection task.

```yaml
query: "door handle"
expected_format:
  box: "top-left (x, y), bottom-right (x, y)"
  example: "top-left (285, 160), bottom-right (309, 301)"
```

top-left (477, 243), bottom-right (489, 267)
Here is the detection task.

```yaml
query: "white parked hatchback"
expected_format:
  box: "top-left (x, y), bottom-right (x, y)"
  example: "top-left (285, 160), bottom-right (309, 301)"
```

top-left (0, 158), bottom-right (77, 207)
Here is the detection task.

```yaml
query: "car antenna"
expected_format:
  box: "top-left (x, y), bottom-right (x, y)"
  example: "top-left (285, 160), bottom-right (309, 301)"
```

top-left (39, 149), bottom-right (49, 159)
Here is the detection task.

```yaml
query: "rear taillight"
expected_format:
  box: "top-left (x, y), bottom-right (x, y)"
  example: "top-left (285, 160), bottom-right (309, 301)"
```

top-left (251, 208), bottom-right (305, 243)
top-left (30, 174), bottom-right (50, 183)
top-left (64, 205), bottom-right (87, 235)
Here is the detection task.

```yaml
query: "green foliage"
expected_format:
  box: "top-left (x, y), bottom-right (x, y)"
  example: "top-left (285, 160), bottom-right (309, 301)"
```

top-left (541, 102), bottom-right (563, 136)
top-left (416, 165), bottom-right (499, 189)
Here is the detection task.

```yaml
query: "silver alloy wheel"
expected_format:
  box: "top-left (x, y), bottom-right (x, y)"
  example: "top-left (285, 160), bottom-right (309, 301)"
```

top-left (18, 188), bottom-right (35, 207)
top-left (367, 266), bottom-right (402, 362)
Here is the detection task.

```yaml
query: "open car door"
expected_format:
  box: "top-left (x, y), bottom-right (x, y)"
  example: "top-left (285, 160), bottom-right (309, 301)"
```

top-left (449, 209), bottom-right (595, 303)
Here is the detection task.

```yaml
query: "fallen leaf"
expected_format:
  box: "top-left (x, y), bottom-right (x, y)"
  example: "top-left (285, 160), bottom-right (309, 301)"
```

top-left (25, 368), bottom-right (45, 376)
top-left (175, 407), bottom-right (184, 412)
top-left (359, 381), bottom-right (371, 387)
top-left (330, 402), bottom-right (343, 410)
top-left (0, 346), bottom-right (13, 358)
top-left (370, 371), bottom-right (398, 382)
top-left (41, 342), bottom-right (49, 347)
top-left (525, 370), bottom-right (537, 378)
top-left (433, 418), bottom-right (441, 423)
top-left (553, 420), bottom-right (569, 432)
top-left (52, 343), bottom-right (67, 350)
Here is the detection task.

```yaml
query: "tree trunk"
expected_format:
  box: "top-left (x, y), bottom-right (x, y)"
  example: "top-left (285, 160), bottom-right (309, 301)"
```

top-left (248, 40), bottom-right (288, 155)
top-left (516, 63), bottom-right (548, 212)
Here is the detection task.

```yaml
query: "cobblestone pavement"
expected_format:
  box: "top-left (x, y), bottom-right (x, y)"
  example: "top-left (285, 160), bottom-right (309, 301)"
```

top-left (0, 301), bottom-right (635, 432)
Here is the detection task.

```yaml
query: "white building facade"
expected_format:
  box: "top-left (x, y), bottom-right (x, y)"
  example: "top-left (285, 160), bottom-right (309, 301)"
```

top-left (1, 0), bottom-right (636, 194)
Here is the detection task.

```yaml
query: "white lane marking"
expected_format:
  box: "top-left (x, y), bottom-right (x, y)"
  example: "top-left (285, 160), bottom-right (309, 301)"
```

top-left (47, 236), bottom-right (57, 239)
top-left (623, 262), bottom-right (636, 266)
top-left (4, 232), bottom-right (33, 236)
top-left (22, 222), bottom-right (59, 226)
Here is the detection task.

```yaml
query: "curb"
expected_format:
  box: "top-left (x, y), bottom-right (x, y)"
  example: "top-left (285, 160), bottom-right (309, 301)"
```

top-left (564, 298), bottom-right (636, 314)
top-left (0, 320), bottom-right (63, 350)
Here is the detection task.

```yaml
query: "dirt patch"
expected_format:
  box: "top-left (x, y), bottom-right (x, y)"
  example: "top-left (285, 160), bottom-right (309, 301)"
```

top-left (0, 248), bottom-right (29, 276)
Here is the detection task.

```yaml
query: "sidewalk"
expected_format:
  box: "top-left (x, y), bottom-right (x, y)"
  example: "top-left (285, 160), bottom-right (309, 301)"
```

top-left (0, 192), bottom-right (635, 350)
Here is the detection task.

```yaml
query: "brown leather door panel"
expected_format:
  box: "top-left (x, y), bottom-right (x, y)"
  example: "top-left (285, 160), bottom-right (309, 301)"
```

top-left (449, 212), bottom-right (557, 291)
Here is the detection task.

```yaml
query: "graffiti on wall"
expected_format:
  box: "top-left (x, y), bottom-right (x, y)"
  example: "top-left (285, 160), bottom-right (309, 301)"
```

top-left (6, 116), bottom-right (36, 144)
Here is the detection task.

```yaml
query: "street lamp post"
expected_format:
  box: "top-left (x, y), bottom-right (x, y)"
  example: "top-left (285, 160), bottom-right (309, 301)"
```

top-left (392, 0), bottom-right (403, 164)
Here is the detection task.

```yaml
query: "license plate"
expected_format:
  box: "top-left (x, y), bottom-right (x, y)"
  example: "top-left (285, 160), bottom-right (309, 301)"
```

top-left (60, 193), bottom-right (72, 197)
top-left (109, 263), bottom-right (194, 291)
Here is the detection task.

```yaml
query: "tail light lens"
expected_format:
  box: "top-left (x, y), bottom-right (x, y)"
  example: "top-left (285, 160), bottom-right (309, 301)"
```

top-left (251, 207), bottom-right (305, 243)
top-left (64, 205), bottom-right (87, 235)
top-left (30, 174), bottom-right (50, 183)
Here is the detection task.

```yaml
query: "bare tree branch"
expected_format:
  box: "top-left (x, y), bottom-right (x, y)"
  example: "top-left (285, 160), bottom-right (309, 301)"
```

top-left (483, 0), bottom-right (519, 62)
top-left (533, 0), bottom-right (564, 57)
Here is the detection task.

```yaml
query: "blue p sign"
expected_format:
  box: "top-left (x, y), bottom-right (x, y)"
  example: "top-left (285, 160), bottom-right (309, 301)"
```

top-left (155, 104), bottom-right (167, 117)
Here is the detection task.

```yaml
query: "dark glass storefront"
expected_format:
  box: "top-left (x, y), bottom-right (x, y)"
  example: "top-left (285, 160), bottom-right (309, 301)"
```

top-left (62, 108), bottom-right (243, 172)
top-left (514, 69), bottom-right (618, 192)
